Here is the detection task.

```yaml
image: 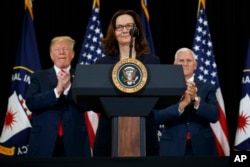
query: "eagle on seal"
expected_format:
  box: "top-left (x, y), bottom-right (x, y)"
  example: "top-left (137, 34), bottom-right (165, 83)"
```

top-left (122, 67), bottom-right (138, 85)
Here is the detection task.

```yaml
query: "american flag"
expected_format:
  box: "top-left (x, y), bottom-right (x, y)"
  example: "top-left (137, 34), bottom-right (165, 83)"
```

top-left (78, 0), bottom-right (104, 156)
top-left (79, 4), bottom-right (105, 64)
top-left (234, 38), bottom-right (250, 151)
top-left (192, 0), bottom-right (230, 156)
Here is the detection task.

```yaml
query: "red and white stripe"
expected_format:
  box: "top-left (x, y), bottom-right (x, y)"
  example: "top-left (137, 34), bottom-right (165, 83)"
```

top-left (210, 88), bottom-right (230, 156)
top-left (84, 111), bottom-right (100, 156)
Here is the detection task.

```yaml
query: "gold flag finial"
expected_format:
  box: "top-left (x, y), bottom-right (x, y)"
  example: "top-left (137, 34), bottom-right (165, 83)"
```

top-left (93, 0), bottom-right (100, 9)
top-left (24, 0), bottom-right (34, 20)
top-left (141, 0), bottom-right (149, 21)
top-left (197, 0), bottom-right (206, 16)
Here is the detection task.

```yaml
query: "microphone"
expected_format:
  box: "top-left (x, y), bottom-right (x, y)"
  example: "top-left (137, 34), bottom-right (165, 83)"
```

top-left (128, 26), bottom-right (139, 58)
top-left (129, 26), bottom-right (139, 37)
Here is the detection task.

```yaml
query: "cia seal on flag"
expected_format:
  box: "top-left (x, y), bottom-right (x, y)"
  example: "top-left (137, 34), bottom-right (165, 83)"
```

top-left (112, 58), bottom-right (148, 93)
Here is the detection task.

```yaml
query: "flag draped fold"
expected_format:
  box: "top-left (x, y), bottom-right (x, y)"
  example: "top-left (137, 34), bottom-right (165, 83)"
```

top-left (192, 0), bottom-right (230, 156)
top-left (0, 0), bottom-right (41, 157)
top-left (234, 38), bottom-right (250, 151)
top-left (78, 0), bottom-right (104, 155)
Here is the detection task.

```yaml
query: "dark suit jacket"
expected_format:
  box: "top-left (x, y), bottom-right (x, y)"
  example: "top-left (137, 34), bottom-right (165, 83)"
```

top-left (93, 54), bottom-right (160, 156)
top-left (154, 79), bottom-right (219, 156)
top-left (25, 67), bottom-right (91, 157)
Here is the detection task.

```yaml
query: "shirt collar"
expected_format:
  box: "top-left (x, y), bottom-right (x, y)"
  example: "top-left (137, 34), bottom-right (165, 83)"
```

top-left (54, 65), bottom-right (71, 74)
top-left (187, 75), bottom-right (194, 82)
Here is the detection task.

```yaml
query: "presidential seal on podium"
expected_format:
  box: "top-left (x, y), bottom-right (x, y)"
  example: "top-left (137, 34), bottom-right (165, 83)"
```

top-left (112, 58), bottom-right (148, 93)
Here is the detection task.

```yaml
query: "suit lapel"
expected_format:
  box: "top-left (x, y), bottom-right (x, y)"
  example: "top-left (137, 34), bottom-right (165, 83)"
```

top-left (48, 68), bottom-right (57, 87)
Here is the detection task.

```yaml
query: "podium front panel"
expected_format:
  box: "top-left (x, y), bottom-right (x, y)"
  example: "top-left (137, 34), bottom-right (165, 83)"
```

top-left (72, 64), bottom-right (186, 114)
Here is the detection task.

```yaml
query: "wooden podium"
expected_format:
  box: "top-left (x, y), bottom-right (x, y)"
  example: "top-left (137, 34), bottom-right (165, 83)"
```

top-left (113, 116), bottom-right (143, 156)
top-left (72, 64), bottom-right (185, 157)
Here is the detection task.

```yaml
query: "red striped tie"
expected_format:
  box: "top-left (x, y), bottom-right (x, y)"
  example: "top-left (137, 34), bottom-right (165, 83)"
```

top-left (186, 132), bottom-right (191, 141)
top-left (58, 121), bottom-right (63, 136)
top-left (58, 68), bottom-right (64, 136)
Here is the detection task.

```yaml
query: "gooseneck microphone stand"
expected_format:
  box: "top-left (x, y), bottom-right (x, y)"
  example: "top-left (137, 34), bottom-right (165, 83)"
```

top-left (128, 26), bottom-right (139, 58)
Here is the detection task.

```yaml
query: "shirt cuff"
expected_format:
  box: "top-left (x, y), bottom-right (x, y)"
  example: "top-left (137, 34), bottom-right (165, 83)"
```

top-left (54, 88), bottom-right (60, 98)
top-left (194, 103), bottom-right (200, 110)
top-left (63, 83), bottom-right (71, 95)
top-left (178, 107), bottom-right (184, 115)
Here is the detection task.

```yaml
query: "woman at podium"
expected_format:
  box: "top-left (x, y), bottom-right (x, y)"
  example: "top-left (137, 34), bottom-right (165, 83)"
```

top-left (93, 9), bottom-right (160, 157)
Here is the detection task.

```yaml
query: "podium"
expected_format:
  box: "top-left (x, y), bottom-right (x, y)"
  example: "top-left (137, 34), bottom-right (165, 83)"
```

top-left (72, 64), bottom-right (186, 157)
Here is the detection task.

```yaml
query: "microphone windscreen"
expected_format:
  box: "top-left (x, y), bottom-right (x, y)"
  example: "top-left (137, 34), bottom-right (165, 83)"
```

top-left (129, 27), bottom-right (139, 37)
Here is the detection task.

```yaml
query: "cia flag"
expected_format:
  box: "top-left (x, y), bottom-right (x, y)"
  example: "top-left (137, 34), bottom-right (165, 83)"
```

top-left (234, 38), bottom-right (250, 151)
top-left (0, 0), bottom-right (41, 156)
top-left (0, 92), bottom-right (32, 156)
top-left (192, 0), bottom-right (230, 156)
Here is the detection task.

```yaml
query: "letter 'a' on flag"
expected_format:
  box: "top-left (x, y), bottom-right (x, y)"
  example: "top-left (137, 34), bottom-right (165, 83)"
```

top-left (78, 0), bottom-right (104, 156)
top-left (192, 0), bottom-right (230, 156)
top-left (140, 0), bottom-right (155, 55)
top-left (234, 38), bottom-right (250, 151)
top-left (0, 0), bottom-right (41, 157)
